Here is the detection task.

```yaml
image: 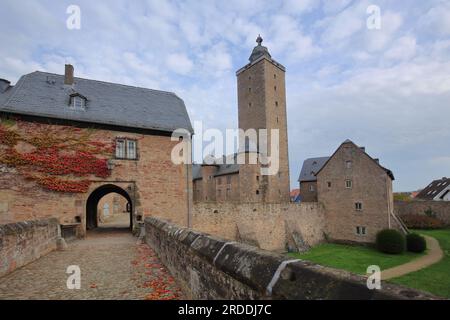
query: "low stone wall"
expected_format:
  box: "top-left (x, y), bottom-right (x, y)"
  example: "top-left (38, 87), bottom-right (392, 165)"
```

top-left (0, 218), bottom-right (58, 278)
top-left (192, 202), bottom-right (325, 252)
top-left (145, 216), bottom-right (437, 300)
top-left (395, 200), bottom-right (450, 225)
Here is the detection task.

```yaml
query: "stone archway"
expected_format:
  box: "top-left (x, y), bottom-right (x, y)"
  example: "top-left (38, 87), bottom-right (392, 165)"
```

top-left (86, 184), bottom-right (133, 231)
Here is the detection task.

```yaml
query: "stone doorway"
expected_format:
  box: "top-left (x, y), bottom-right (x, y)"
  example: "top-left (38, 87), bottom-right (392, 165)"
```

top-left (86, 184), bottom-right (133, 231)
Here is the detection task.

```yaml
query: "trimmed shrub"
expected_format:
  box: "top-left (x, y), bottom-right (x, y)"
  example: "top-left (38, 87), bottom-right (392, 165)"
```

top-left (407, 233), bottom-right (427, 253)
top-left (376, 229), bottom-right (406, 254)
top-left (401, 214), bottom-right (444, 229)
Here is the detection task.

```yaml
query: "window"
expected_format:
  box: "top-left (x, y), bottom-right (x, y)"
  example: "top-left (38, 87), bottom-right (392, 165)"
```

top-left (249, 102), bottom-right (252, 107)
top-left (345, 180), bottom-right (353, 189)
top-left (276, 117), bottom-right (279, 123)
top-left (256, 190), bottom-right (260, 195)
top-left (355, 202), bottom-right (363, 211)
top-left (115, 138), bottom-right (137, 159)
top-left (346, 161), bottom-right (352, 169)
top-left (356, 226), bottom-right (366, 236)
top-left (248, 87), bottom-right (252, 93)
top-left (256, 176), bottom-right (259, 181)
top-left (275, 101), bottom-right (278, 107)
top-left (274, 74), bottom-right (276, 79)
top-left (71, 96), bottom-right (86, 109)
top-left (327, 181), bottom-right (331, 188)
top-left (274, 86), bottom-right (277, 91)
top-left (309, 185), bottom-right (315, 192)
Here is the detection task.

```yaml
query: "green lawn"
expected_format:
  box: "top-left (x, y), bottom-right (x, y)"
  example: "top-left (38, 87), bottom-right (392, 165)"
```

top-left (287, 243), bottom-right (423, 275)
top-left (390, 229), bottom-right (450, 298)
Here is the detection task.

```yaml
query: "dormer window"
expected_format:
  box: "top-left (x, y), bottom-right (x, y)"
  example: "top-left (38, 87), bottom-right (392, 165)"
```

top-left (69, 93), bottom-right (87, 110)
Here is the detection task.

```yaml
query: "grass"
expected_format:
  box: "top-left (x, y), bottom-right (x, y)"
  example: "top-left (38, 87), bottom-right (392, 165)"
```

top-left (390, 229), bottom-right (450, 298)
top-left (287, 243), bottom-right (423, 275)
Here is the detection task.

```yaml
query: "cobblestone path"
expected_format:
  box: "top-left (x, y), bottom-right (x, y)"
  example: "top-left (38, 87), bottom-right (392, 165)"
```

top-left (0, 228), bottom-right (185, 300)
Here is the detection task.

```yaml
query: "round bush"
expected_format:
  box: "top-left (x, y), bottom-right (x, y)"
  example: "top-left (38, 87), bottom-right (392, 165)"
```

top-left (376, 229), bottom-right (406, 254)
top-left (407, 233), bottom-right (427, 253)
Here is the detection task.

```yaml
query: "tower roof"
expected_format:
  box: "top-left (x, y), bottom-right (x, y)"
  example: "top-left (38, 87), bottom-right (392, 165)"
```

top-left (249, 34), bottom-right (272, 62)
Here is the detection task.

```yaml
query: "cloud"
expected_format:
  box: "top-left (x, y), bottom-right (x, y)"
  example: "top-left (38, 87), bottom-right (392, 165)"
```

top-left (384, 36), bottom-right (417, 61)
top-left (166, 53), bottom-right (194, 75)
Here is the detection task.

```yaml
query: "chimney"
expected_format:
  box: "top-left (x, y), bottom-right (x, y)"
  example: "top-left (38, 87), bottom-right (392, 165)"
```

top-left (64, 64), bottom-right (74, 85)
top-left (0, 79), bottom-right (11, 93)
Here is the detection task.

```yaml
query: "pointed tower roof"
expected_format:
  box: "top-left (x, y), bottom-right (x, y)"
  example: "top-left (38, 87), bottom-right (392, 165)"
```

top-left (249, 34), bottom-right (272, 62)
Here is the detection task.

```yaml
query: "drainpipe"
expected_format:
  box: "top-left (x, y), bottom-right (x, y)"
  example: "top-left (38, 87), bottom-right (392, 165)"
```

top-left (186, 134), bottom-right (193, 228)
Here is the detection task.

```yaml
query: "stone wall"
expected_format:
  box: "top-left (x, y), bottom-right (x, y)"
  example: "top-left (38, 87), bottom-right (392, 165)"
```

top-left (192, 202), bottom-right (326, 252)
top-left (144, 216), bottom-right (437, 300)
top-left (0, 218), bottom-right (58, 278)
top-left (395, 200), bottom-right (450, 225)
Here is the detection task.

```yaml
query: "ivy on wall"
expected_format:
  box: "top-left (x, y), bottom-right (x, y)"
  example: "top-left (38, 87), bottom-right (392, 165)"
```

top-left (0, 117), bottom-right (114, 193)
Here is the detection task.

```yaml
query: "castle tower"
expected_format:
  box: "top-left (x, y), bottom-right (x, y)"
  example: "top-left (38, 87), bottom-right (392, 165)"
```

top-left (236, 35), bottom-right (290, 203)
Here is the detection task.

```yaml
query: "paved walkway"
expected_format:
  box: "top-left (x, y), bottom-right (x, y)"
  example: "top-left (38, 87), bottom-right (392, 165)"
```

top-left (0, 228), bottom-right (185, 300)
top-left (381, 236), bottom-right (444, 280)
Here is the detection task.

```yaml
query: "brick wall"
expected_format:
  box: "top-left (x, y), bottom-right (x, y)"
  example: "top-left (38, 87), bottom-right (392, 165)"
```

top-left (0, 218), bottom-right (58, 278)
top-left (144, 216), bottom-right (437, 300)
top-left (192, 202), bottom-right (326, 252)
top-left (395, 200), bottom-right (450, 225)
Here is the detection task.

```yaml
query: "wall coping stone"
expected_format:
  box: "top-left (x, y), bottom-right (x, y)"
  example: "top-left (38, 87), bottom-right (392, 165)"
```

top-left (145, 216), bottom-right (441, 300)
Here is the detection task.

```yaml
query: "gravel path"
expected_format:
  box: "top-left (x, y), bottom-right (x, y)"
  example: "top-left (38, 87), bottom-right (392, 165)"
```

top-left (0, 228), bottom-right (185, 300)
top-left (381, 235), bottom-right (444, 280)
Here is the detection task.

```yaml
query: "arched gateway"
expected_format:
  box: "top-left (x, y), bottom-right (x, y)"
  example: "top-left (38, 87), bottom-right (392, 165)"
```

top-left (86, 184), bottom-right (133, 230)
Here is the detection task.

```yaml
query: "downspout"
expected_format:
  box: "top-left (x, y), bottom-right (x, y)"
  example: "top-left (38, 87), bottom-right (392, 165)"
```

top-left (186, 134), bottom-right (193, 228)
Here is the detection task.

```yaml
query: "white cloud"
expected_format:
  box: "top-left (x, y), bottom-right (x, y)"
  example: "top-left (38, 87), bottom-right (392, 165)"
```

top-left (166, 53), bottom-right (194, 75)
top-left (419, 2), bottom-right (450, 37)
top-left (384, 36), bottom-right (417, 61)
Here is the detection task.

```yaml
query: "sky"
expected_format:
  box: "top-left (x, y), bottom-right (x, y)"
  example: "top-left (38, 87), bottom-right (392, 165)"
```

top-left (0, 0), bottom-right (449, 192)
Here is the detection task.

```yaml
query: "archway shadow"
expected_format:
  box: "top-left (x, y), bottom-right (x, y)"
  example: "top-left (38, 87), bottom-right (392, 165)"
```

top-left (86, 184), bottom-right (133, 232)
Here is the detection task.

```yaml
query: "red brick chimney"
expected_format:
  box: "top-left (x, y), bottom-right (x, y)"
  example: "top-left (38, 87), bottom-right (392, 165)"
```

top-left (64, 64), bottom-right (74, 85)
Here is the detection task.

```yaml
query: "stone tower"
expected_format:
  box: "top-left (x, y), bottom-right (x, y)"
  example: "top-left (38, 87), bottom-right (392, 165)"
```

top-left (236, 35), bottom-right (290, 203)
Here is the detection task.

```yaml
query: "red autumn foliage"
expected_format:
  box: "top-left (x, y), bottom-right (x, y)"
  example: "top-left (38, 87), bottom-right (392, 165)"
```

top-left (0, 118), bottom-right (114, 193)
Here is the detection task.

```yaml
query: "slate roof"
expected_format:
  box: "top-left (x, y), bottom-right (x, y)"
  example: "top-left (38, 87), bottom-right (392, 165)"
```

top-left (416, 177), bottom-right (450, 200)
top-left (313, 140), bottom-right (395, 180)
top-left (0, 71), bottom-right (193, 133)
top-left (298, 157), bottom-right (330, 182)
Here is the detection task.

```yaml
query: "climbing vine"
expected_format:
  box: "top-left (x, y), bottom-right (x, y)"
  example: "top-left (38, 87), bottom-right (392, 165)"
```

top-left (0, 117), bottom-right (114, 193)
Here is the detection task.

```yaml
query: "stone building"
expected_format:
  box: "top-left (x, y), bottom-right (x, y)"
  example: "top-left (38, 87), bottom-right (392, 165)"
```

top-left (193, 36), bottom-right (290, 203)
top-left (0, 65), bottom-right (193, 235)
top-left (299, 139), bottom-right (401, 243)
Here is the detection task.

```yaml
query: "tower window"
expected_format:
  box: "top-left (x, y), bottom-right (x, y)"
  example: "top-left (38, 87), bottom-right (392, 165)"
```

top-left (274, 74), bottom-right (276, 79)
top-left (248, 76), bottom-right (251, 80)
top-left (327, 181), bottom-right (331, 188)
top-left (346, 161), bottom-right (352, 169)
top-left (275, 101), bottom-right (278, 107)
top-left (248, 87), bottom-right (251, 93)
top-left (256, 190), bottom-right (260, 195)
top-left (355, 202), bottom-right (363, 211)
top-left (276, 117), bottom-right (279, 123)
top-left (345, 180), bottom-right (353, 189)
top-left (249, 102), bottom-right (252, 107)
top-left (274, 86), bottom-right (277, 91)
